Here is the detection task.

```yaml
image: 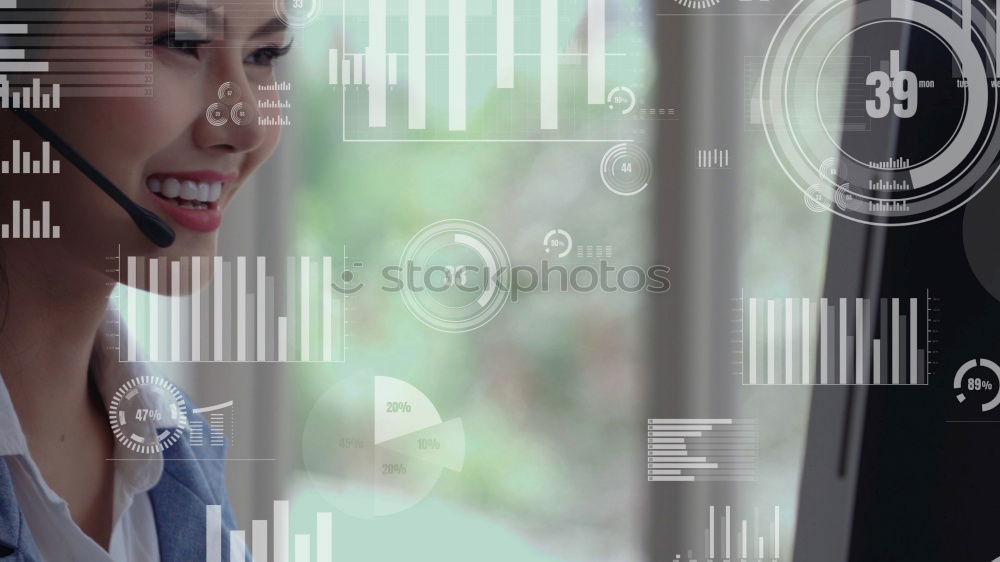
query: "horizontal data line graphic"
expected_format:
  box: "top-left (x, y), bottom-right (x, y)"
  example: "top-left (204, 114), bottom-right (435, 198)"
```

top-left (646, 419), bottom-right (757, 482)
top-left (0, 0), bottom-right (154, 98)
top-left (206, 501), bottom-right (332, 562)
top-left (734, 291), bottom-right (938, 385)
top-left (112, 250), bottom-right (348, 363)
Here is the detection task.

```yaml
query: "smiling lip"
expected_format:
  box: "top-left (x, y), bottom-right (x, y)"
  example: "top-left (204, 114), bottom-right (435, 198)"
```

top-left (145, 170), bottom-right (239, 233)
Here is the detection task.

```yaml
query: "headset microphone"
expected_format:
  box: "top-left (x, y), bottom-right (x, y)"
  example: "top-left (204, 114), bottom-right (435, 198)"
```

top-left (9, 108), bottom-right (176, 248)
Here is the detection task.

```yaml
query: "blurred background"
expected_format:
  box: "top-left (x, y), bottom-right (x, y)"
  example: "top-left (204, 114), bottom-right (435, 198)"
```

top-left (158, 0), bottom-right (843, 559)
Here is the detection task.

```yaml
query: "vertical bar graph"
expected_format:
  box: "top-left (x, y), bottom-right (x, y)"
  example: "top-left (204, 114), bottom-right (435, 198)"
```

top-left (748, 298), bottom-right (757, 384)
top-left (274, 500), bottom-right (289, 562)
top-left (587, 0), bottom-right (606, 104)
top-left (1, 201), bottom-right (59, 239)
top-left (336, 0), bottom-right (633, 142)
top-left (497, 0), bottom-right (514, 88)
top-left (0, 78), bottom-right (60, 109)
top-left (670, 505), bottom-right (783, 562)
top-left (1, 139), bottom-right (60, 174)
top-left (540, 0), bottom-right (559, 130)
top-left (115, 252), bottom-right (348, 363)
top-left (784, 298), bottom-right (793, 384)
top-left (408, 0), bottom-right (426, 129)
top-left (368, 0), bottom-right (387, 128)
top-left (328, 49), bottom-right (338, 85)
top-left (229, 531), bottom-right (245, 562)
top-left (206, 504), bottom-right (222, 562)
top-left (204, 502), bottom-right (333, 562)
top-left (252, 520), bottom-right (268, 562)
top-left (448, 0), bottom-right (466, 131)
top-left (766, 300), bottom-right (775, 384)
top-left (738, 293), bottom-right (934, 385)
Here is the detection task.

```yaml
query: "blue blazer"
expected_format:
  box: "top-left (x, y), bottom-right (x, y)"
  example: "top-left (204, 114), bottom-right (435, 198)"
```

top-left (0, 407), bottom-right (241, 561)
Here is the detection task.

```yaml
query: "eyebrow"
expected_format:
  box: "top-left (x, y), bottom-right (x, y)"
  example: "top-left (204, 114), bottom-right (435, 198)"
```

top-left (251, 18), bottom-right (289, 40)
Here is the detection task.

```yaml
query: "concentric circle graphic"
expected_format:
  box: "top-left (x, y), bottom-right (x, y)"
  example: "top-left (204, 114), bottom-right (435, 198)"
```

top-left (274, 0), bottom-right (322, 28)
top-left (230, 102), bottom-right (253, 126)
top-left (206, 103), bottom-right (228, 127)
top-left (600, 143), bottom-right (653, 196)
top-left (760, 0), bottom-right (1000, 225)
top-left (804, 184), bottom-right (829, 212)
top-left (399, 220), bottom-right (511, 333)
top-left (108, 376), bottom-right (188, 455)
top-left (217, 81), bottom-right (242, 103)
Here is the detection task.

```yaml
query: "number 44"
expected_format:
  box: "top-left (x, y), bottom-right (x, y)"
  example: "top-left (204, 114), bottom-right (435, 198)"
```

top-left (866, 50), bottom-right (918, 119)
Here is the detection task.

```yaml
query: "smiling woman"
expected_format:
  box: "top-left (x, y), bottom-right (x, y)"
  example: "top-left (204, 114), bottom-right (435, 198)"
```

top-left (0, 1), bottom-right (289, 560)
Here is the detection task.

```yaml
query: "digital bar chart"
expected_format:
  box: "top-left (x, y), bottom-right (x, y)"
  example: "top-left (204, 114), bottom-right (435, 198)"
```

top-left (0, 77), bottom-right (59, 109)
top-left (0, 0), bottom-right (154, 98)
top-left (336, 0), bottom-right (639, 141)
top-left (646, 419), bottom-right (757, 482)
top-left (190, 401), bottom-right (234, 449)
top-left (733, 291), bottom-right (938, 385)
top-left (112, 251), bottom-right (348, 363)
top-left (205, 501), bottom-right (333, 562)
top-left (0, 200), bottom-right (59, 239)
top-left (0, 139), bottom-right (60, 174)
top-left (670, 505), bottom-right (783, 562)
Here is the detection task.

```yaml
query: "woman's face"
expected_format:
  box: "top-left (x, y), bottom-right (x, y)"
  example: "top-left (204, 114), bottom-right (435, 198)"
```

top-left (0, 0), bottom-right (288, 290)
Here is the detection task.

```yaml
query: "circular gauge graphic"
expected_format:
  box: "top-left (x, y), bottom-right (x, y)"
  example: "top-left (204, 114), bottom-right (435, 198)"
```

top-left (954, 358), bottom-right (1000, 412)
top-left (274, 0), bottom-right (322, 28)
top-left (206, 103), bottom-right (228, 127)
top-left (760, 0), bottom-right (1000, 225)
top-left (673, 0), bottom-right (721, 9)
top-left (217, 81), bottom-right (242, 104)
top-left (230, 102), bottom-right (253, 126)
top-left (108, 376), bottom-right (188, 455)
top-left (600, 143), bottom-right (652, 196)
top-left (302, 375), bottom-right (466, 519)
top-left (543, 229), bottom-right (573, 258)
top-left (399, 220), bottom-right (511, 333)
top-left (607, 86), bottom-right (637, 115)
top-left (804, 184), bottom-right (830, 212)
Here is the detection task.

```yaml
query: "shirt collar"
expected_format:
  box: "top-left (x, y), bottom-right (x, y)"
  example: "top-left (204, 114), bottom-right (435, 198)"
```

top-left (0, 314), bottom-right (177, 496)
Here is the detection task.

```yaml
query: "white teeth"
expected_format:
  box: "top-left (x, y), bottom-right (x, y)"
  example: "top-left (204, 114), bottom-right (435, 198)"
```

top-left (147, 176), bottom-right (224, 207)
top-left (179, 181), bottom-right (199, 201)
top-left (162, 178), bottom-right (181, 198)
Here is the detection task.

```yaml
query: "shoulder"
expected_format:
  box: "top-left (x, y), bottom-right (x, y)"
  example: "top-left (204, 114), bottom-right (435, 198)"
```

top-left (157, 391), bottom-right (230, 497)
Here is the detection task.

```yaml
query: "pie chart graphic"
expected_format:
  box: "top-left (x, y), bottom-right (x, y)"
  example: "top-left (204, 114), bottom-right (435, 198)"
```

top-left (302, 376), bottom-right (465, 518)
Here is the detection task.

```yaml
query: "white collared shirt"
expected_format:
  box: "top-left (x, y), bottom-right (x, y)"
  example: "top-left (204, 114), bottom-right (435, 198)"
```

top-left (0, 341), bottom-right (166, 561)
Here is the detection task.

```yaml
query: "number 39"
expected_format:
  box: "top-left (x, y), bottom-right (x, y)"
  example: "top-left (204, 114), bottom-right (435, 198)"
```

top-left (865, 50), bottom-right (918, 119)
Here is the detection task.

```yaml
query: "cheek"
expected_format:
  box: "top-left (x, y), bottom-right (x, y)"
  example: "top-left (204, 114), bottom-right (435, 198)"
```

top-left (44, 93), bottom-right (191, 188)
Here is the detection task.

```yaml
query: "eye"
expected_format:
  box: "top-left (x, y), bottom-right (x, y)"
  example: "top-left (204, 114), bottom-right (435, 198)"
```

top-left (244, 42), bottom-right (293, 67)
top-left (153, 31), bottom-right (209, 58)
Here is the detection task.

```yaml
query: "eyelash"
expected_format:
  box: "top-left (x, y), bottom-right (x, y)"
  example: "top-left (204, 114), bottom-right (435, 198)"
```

top-left (152, 33), bottom-right (292, 67)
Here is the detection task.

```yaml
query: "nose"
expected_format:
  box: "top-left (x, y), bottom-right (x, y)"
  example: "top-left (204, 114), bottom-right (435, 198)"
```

top-left (192, 58), bottom-right (268, 155)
